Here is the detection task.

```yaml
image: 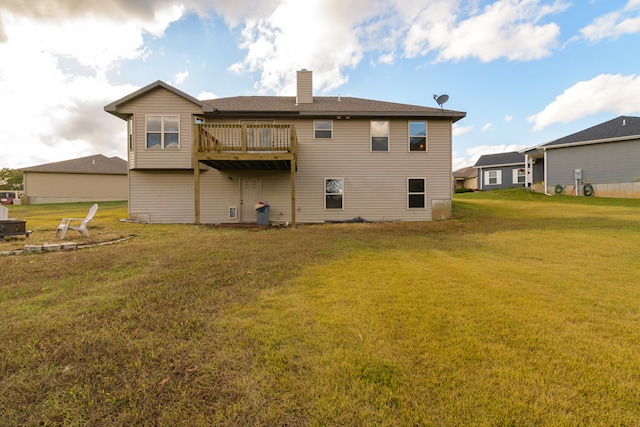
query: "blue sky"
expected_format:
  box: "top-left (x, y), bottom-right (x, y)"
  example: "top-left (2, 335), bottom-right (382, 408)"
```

top-left (1, 0), bottom-right (639, 171)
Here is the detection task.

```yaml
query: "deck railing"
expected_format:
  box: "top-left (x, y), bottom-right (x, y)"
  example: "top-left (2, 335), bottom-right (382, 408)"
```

top-left (196, 124), bottom-right (297, 154)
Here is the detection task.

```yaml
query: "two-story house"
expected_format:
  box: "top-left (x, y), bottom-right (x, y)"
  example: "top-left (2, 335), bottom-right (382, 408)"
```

top-left (104, 70), bottom-right (466, 225)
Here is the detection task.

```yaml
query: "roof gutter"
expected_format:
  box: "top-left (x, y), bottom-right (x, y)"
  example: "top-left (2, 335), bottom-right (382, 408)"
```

top-left (544, 134), bottom-right (640, 150)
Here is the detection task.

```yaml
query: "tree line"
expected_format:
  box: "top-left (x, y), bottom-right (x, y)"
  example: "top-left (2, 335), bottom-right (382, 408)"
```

top-left (0, 168), bottom-right (23, 190)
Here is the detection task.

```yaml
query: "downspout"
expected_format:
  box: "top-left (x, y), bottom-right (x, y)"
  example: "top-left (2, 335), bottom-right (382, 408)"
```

top-left (543, 148), bottom-right (550, 196)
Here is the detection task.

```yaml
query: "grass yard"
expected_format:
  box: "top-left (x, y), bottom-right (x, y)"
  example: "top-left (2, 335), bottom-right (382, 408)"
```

top-left (1, 191), bottom-right (639, 426)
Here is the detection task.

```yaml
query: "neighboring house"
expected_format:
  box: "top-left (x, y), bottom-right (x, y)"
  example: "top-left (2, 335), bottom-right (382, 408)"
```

top-left (474, 151), bottom-right (543, 190)
top-left (452, 166), bottom-right (477, 191)
top-left (104, 70), bottom-right (466, 225)
top-left (21, 154), bottom-right (128, 204)
top-left (522, 116), bottom-right (640, 198)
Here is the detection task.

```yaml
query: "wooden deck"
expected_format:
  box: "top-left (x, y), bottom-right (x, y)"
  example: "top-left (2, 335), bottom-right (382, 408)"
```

top-left (194, 123), bottom-right (297, 170)
top-left (192, 123), bottom-right (298, 226)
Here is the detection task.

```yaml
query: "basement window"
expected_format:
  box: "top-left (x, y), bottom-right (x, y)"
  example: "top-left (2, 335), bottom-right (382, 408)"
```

top-left (325, 178), bottom-right (344, 209)
top-left (408, 178), bottom-right (426, 208)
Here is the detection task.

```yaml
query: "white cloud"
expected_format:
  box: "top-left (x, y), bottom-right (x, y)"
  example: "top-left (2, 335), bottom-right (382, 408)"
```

top-left (481, 122), bottom-right (493, 132)
top-left (0, 3), bottom-right (184, 168)
top-left (175, 70), bottom-right (189, 84)
top-left (229, 0), bottom-right (376, 95)
top-left (227, 0), bottom-right (571, 95)
top-left (403, 0), bottom-right (569, 62)
top-left (527, 73), bottom-right (640, 131)
top-left (453, 123), bottom-right (473, 136)
top-left (579, 0), bottom-right (640, 42)
top-left (377, 52), bottom-right (395, 65)
top-left (505, 114), bottom-right (513, 123)
top-left (197, 91), bottom-right (218, 100)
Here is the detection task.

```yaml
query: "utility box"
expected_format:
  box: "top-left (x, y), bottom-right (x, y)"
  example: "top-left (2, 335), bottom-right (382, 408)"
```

top-left (574, 169), bottom-right (582, 180)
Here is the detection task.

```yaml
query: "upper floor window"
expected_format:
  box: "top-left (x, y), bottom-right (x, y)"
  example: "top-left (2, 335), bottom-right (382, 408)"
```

top-left (408, 178), bottom-right (426, 208)
top-left (314, 120), bottom-right (333, 139)
top-left (146, 115), bottom-right (179, 149)
top-left (409, 121), bottom-right (427, 152)
top-left (371, 121), bottom-right (389, 152)
top-left (325, 178), bottom-right (344, 209)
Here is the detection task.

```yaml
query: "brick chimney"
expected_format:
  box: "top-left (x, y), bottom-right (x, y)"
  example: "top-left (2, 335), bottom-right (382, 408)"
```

top-left (296, 69), bottom-right (313, 104)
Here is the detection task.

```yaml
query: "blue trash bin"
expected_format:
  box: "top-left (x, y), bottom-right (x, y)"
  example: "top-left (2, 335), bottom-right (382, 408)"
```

top-left (256, 204), bottom-right (270, 225)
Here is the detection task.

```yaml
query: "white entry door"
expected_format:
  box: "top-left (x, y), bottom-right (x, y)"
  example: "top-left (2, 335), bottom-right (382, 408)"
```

top-left (241, 178), bottom-right (261, 223)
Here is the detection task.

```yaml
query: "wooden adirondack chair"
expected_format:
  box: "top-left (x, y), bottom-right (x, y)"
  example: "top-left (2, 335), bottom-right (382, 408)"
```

top-left (56, 203), bottom-right (98, 239)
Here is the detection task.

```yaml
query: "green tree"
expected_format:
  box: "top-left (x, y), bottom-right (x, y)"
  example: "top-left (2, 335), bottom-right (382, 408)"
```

top-left (0, 168), bottom-right (23, 190)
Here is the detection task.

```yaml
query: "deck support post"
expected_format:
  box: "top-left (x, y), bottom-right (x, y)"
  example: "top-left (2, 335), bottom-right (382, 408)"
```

top-left (194, 123), bottom-right (201, 225)
top-left (291, 158), bottom-right (296, 227)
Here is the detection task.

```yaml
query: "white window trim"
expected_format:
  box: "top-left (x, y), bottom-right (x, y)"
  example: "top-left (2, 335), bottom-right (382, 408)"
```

top-left (145, 115), bottom-right (180, 150)
top-left (408, 121), bottom-right (427, 152)
top-left (512, 168), bottom-right (526, 184)
top-left (370, 120), bottom-right (390, 152)
top-left (229, 206), bottom-right (238, 219)
top-left (314, 120), bottom-right (333, 139)
top-left (484, 170), bottom-right (502, 185)
top-left (407, 177), bottom-right (426, 209)
top-left (324, 177), bottom-right (344, 210)
top-left (128, 116), bottom-right (134, 152)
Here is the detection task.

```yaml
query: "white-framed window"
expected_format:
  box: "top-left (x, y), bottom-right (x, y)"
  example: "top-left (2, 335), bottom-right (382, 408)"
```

top-left (513, 168), bottom-right (526, 184)
top-left (128, 116), bottom-right (134, 151)
top-left (371, 121), bottom-right (389, 152)
top-left (229, 206), bottom-right (238, 219)
top-left (146, 115), bottom-right (179, 149)
top-left (409, 121), bottom-right (427, 152)
top-left (314, 120), bottom-right (333, 139)
top-left (484, 170), bottom-right (502, 185)
top-left (325, 178), bottom-right (344, 209)
top-left (408, 178), bottom-right (426, 208)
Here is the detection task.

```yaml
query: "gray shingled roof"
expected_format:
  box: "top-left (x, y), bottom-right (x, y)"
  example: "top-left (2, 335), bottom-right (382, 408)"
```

top-left (202, 96), bottom-right (466, 121)
top-left (105, 80), bottom-right (467, 122)
top-left (22, 154), bottom-right (127, 174)
top-left (452, 166), bottom-right (478, 178)
top-left (474, 151), bottom-right (525, 168)
top-left (543, 116), bottom-right (640, 148)
top-left (104, 80), bottom-right (214, 120)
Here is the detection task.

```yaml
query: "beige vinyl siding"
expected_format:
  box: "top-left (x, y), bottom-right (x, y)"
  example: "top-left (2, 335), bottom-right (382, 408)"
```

top-left (199, 170), bottom-right (292, 224)
top-left (23, 172), bottom-right (127, 204)
top-left (293, 118), bottom-right (452, 222)
top-left (129, 170), bottom-right (194, 223)
top-left (131, 116), bottom-right (453, 224)
top-left (118, 87), bottom-right (202, 170)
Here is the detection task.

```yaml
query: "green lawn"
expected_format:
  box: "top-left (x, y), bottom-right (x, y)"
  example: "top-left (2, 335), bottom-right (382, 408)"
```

top-left (1, 191), bottom-right (640, 426)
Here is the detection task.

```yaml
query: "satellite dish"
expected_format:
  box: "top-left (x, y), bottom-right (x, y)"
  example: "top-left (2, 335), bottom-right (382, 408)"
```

top-left (433, 94), bottom-right (449, 114)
